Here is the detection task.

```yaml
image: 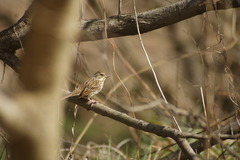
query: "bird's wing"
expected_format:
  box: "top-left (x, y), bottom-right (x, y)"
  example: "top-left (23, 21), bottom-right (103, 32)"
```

top-left (83, 79), bottom-right (100, 90)
top-left (79, 79), bottom-right (101, 98)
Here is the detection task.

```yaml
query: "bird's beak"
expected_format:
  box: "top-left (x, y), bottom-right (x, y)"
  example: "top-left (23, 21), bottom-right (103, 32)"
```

top-left (105, 75), bottom-right (109, 78)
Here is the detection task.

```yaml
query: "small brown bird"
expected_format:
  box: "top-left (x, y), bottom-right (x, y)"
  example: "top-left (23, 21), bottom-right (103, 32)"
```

top-left (67, 71), bottom-right (108, 102)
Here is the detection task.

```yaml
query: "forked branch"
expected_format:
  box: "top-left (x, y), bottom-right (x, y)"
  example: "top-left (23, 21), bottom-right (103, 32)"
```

top-left (67, 96), bottom-right (240, 160)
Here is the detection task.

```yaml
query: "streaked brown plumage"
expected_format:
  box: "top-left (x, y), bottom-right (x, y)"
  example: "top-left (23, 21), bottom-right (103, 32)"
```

top-left (70, 71), bottom-right (107, 99)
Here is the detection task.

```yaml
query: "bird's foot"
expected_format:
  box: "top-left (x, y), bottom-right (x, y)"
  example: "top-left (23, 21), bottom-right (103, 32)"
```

top-left (86, 98), bottom-right (97, 107)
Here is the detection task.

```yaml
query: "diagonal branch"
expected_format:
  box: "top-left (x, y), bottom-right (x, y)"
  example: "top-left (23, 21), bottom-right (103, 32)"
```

top-left (68, 96), bottom-right (240, 160)
top-left (68, 96), bottom-right (201, 160)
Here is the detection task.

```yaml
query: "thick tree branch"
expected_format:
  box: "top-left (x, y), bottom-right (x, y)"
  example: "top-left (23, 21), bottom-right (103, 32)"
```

top-left (68, 96), bottom-right (201, 160)
top-left (0, 0), bottom-right (240, 72)
top-left (0, 51), bottom-right (19, 71)
top-left (79, 0), bottom-right (240, 41)
top-left (0, 16), bottom-right (30, 54)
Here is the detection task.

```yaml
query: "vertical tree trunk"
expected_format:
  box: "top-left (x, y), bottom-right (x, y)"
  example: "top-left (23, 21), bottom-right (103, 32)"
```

top-left (0, 0), bottom-right (78, 159)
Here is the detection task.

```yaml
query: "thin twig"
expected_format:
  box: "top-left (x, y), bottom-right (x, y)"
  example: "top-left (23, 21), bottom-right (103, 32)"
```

top-left (101, 0), bottom-right (134, 115)
top-left (64, 113), bottom-right (97, 160)
top-left (132, 0), bottom-right (182, 132)
top-left (1, 63), bottom-right (6, 84)
top-left (67, 104), bottom-right (78, 159)
top-left (200, 86), bottom-right (208, 124)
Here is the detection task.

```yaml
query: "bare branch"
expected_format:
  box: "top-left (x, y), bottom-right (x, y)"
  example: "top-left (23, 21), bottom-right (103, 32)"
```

top-left (0, 51), bottom-right (19, 72)
top-left (79, 0), bottom-right (240, 41)
top-left (162, 118), bottom-right (240, 160)
top-left (67, 96), bottom-right (240, 160)
top-left (68, 96), bottom-right (201, 160)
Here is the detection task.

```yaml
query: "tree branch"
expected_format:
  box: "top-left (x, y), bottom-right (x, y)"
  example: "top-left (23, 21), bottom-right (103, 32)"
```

top-left (68, 96), bottom-right (240, 160)
top-left (0, 51), bottom-right (19, 71)
top-left (79, 0), bottom-right (240, 41)
top-left (162, 119), bottom-right (240, 160)
top-left (68, 96), bottom-right (202, 160)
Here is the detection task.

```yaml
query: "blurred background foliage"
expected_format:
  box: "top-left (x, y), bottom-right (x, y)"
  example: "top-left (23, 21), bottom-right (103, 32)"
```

top-left (0, 0), bottom-right (240, 159)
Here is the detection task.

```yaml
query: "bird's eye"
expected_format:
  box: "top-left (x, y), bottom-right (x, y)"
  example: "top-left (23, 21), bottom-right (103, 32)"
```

top-left (100, 73), bottom-right (104, 76)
